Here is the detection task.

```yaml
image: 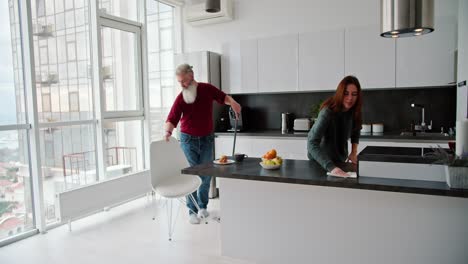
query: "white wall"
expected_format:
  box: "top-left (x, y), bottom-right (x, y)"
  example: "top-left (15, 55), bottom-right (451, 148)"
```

top-left (182, 0), bottom-right (459, 54)
top-left (457, 0), bottom-right (468, 121)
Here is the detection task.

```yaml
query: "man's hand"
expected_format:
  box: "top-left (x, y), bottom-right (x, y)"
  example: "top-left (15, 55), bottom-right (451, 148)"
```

top-left (225, 95), bottom-right (242, 119)
top-left (330, 167), bottom-right (349, 177)
top-left (163, 130), bottom-right (172, 142)
top-left (231, 101), bottom-right (242, 119)
top-left (346, 151), bottom-right (358, 164)
top-left (163, 122), bottom-right (175, 142)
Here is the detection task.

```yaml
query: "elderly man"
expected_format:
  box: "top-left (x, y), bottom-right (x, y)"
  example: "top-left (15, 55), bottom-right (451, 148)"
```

top-left (164, 64), bottom-right (242, 224)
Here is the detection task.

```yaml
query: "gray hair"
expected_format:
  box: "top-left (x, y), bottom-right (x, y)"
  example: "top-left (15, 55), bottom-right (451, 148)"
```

top-left (175, 64), bottom-right (194, 75)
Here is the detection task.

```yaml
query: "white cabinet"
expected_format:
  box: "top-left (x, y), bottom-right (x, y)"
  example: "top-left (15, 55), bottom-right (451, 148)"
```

top-left (216, 136), bottom-right (451, 161)
top-left (221, 40), bottom-right (258, 94)
top-left (215, 136), bottom-right (307, 160)
top-left (215, 136), bottom-right (253, 157)
top-left (396, 18), bottom-right (457, 87)
top-left (258, 35), bottom-right (298, 93)
top-left (221, 41), bottom-right (241, 94)
top-left (298, 29), bottom-right (345, 91)
top-left (240, 39), bottom-right (258, 93)
top-left (345, 25), bottom-right (396, 89)
top-left (253, 138), bottom-right (308, 160)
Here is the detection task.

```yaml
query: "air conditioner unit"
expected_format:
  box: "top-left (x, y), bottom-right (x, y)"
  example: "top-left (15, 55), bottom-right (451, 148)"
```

top-left (185, 0), bottom-right (233, 26)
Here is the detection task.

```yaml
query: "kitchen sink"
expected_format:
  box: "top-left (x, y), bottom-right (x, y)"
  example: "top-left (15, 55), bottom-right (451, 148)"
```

top-left (399, 131), bottom-right (450, 137)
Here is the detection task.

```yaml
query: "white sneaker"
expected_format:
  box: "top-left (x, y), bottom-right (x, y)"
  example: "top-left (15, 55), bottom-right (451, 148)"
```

top-left (198, 209), bottom-right (209, 219)
top-left (189, 214), bottom-right (200, 225)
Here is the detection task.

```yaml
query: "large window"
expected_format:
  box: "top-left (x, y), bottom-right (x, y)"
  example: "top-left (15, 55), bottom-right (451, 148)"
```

top-left (0, 0), bottom-right (34, 241)
top-left (1, 0), bottom-right (180, 245)
top-left (146, 1), bottom-right (178, 141)
top-left (30, 0), bottom-right (97, 224)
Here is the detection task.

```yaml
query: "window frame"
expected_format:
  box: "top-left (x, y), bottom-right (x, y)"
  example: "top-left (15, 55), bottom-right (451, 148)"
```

top-left (98, 14), bottom-right (145, 119)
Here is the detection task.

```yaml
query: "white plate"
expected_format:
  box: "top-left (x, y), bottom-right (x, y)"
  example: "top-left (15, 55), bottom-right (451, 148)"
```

top-left (259, 162), bottom-right (281, 170)
top-left (213, 159), bottom-right (235, 165)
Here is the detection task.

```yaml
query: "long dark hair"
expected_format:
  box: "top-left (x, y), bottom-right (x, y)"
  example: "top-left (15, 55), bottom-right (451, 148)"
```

top-left (320, 75), bottom-right (363, 130)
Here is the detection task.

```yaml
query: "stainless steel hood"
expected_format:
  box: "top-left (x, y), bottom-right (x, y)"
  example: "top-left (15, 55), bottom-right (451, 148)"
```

top-left (381, 0), bottom-right (434, 38)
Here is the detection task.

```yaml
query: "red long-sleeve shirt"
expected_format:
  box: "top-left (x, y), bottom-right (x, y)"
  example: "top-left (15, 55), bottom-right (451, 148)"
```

top-left (166, 83), bottom-right (227, 137)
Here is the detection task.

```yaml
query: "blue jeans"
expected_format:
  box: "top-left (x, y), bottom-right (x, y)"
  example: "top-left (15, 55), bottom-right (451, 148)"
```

top-left (179, 132), bottom-right (214, 215)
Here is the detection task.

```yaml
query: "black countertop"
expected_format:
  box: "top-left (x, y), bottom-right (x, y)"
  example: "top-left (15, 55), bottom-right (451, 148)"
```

top-left (182, 158), bottom-right (468, 198)
top-left (214, 130), bottom-right (455, 141)
top-left (358, 146), bottom-right (445, 164)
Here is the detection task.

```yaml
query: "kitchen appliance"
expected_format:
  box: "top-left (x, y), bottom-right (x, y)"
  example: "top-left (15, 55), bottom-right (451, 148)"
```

top-left (361, 124), bottom-right (372, 134)
top-left (380, 0), bottom-right (434, 38)
top-left (372, 123), bottom-right (384, 133)
top-left (294, 118), bottom-right (311, 132)
top-left (281, 113), bottom-right (293, 133)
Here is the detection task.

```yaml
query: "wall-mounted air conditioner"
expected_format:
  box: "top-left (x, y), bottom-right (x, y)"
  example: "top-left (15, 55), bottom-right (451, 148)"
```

top-left (185, 0), bottom-right (233, 26)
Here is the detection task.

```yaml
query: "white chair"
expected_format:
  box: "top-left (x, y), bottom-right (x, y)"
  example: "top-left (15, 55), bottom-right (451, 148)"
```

top-left (150, 137), bottom-right (204, 241)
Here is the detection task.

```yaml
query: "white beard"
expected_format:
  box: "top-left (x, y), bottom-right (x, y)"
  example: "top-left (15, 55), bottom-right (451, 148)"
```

top-left (182, 83), bottom-right (197, 104)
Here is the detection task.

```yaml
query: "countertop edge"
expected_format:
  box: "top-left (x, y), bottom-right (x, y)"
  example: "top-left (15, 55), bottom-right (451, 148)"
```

top-left (181, 168), bottom-right (468, 199)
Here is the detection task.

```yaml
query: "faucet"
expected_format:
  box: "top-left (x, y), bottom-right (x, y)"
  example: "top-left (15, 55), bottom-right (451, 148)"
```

top-left (411, 103), bottom-right (432, 133)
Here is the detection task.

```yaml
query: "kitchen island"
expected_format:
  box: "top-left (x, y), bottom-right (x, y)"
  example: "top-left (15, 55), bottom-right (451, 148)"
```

top-left (182, 154), bottom-right (468, 264)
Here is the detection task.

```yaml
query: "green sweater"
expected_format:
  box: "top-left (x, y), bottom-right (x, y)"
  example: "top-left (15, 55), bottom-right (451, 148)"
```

top-left (307, 107), bottom-right (360, 171)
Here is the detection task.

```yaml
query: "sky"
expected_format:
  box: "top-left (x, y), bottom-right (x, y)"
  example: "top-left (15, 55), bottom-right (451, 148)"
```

top-left (0, 1), bottom-right (19, 125)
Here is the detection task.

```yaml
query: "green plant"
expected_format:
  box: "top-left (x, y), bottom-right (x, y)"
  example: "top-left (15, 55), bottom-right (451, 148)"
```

top-left (310, 100), bottom-right (323, 119)
top-left (424, 146), bottom-right (468, 167)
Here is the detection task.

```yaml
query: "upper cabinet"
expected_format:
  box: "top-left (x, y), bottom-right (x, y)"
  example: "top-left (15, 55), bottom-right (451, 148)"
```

top-left (221, 41), bottom-right (241, 94)
top-left (298, 29), bottom-right (345, 91)
top-left (258, 35), bottom-right (298, 93)
top-left (222, 19), bottom-right (457, 93)
top-left (240, 39), bottom-right (258, 93)
top-left (221, 39), bottom-right (258, 94)
top-left (345, 25), bottom-right (396, 89)
top-left (396, 18), bottom-right (457, 87)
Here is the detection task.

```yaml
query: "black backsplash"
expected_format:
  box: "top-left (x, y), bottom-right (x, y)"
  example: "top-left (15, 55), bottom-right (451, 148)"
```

top-left (213, 86), bottom-right (457, 133)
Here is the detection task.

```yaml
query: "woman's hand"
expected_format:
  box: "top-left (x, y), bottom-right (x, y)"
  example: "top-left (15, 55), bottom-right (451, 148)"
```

top-left (330, 167), bottom-right (349, 177)
top-left (346, 151), bottom-right (358, 164)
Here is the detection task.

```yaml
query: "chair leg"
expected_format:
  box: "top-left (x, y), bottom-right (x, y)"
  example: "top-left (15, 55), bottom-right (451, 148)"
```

top-left (166, 199), bottom-right (173, 241)
top-left (152, 195), bottom-right (157, 221)
top-left (165, 199), bottom-right (182, 241)
top-left (188, 193), bottom-right (207, 224)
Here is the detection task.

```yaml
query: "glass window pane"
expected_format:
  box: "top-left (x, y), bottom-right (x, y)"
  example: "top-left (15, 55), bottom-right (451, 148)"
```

top-left (0, 0), bottom-right (26, 125)
top-left (101, 27), bottom-right (140, 112)
top-left (0, 130), bottom-right (34, 240)
top-left (160, 28), bottom-right (173, 50)
top-left (69, 92), bottom-right (79, 112)
top-left (103, 120), bottom-right (144, 178)
top-left (32, 0), bottom-right (93, 123)
top-left (39, 124), bottom-right (96, 224)
top-left (99, 0), bottom-right (138, 21)
top-left (146, 1), bottom-right (175, 141)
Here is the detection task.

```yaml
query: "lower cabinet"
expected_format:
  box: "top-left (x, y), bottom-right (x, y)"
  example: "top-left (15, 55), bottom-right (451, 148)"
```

top-left (216, 136), bottom-right (449, 160)
top-left (215, 136), bottom-right (308, 160)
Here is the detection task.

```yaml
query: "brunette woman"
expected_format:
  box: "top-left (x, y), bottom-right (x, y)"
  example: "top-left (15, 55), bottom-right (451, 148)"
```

top-left (307, 76), bottom-right (363, 177)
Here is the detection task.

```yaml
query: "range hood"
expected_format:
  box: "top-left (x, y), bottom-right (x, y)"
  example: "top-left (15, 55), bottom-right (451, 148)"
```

top-left (381, 0), bottom-right (434, 38)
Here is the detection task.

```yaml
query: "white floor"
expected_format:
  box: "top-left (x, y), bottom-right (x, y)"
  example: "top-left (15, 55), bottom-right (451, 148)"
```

top-left (0, 197), bottom-right (255, 264)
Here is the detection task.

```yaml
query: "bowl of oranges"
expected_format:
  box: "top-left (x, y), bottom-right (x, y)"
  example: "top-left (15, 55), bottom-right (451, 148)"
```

top-left (260, 149), bottom-right (283, 170)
